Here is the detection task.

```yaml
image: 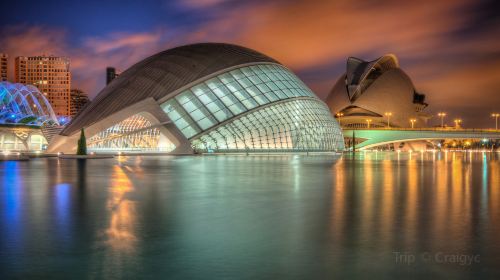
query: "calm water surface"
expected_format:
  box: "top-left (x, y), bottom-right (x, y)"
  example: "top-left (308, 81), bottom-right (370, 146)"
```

top-left (0, 152), bottom-right (499, 279)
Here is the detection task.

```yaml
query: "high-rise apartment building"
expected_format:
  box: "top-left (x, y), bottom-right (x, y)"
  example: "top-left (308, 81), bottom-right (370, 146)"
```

top-left (0, 53), bottom-right (8, 81)
top-left (70, 89), bottom-right (90, 117)
top-left (106, 67), bottom-right (120, 85)
top-left (15, 55), bottom-right (71, 116)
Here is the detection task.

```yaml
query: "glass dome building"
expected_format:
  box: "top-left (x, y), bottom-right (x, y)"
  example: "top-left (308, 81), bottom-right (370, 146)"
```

top-left (49, 43), bottom-right (344, 154)
top-left (0, 82), bottom-right (59, 151)
top-left (0, 82), bottom-right (58, 126)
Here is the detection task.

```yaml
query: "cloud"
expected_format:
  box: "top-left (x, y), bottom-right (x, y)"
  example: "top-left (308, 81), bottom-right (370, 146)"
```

top-left (0, 26), bottom-right (168, 97)
top-left (0, 25), bottom-right (69, 57)
top-left (192, 0), bottom-right (499, 127)
top-left (1, 0), bottom-right (498, 127)
top-left (71, 30), bottom-right (167, 91)
top-left (180, 0), bottom-right (229, 8)
top-left (85, 32), bottom-right (163, 53)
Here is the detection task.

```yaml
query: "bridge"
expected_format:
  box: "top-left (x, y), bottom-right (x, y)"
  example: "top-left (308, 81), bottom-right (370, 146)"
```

top-left (342, 128), bottom-right (500, 150)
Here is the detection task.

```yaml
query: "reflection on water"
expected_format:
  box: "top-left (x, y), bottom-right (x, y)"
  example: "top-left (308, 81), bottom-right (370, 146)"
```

top-left (106, 165), bottom-right (137, 251)
top-left (0, 152), bottom-right (499, 279)
top-left (96, 163), bottom-right (138, 279)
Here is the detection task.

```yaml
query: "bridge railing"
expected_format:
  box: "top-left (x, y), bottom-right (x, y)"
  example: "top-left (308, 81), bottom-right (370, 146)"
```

top-left (343, 127), bottom-right (500, 133)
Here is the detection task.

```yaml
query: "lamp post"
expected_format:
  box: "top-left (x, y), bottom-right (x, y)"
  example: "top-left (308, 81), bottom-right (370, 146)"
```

top-left (438, 112), bottom-right (446, 128)
top-left (454, 119), bottom-right (462, 129)
top-left (366, 119), bottom-right (372, 128)
top-left (492, 113), bottom-right (499, 130)
top-left (384, 112), bottom-right (392, 128)
top-left (410, 118), bottom-right (416, 129)
top-left (336, 112), bottom-right (344, 127)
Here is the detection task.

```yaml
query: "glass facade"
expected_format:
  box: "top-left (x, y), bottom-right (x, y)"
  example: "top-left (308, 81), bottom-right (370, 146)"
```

top-left (0, 82), bottom-right (58, 126)
top-left (160, 63), bottom-right (344, 152)
top-left (88, 114), bottom-right (175, 152)
top-left (0, 131), bottom-right (47, 151)
top-left (192, 99), bottom-right (344, 152)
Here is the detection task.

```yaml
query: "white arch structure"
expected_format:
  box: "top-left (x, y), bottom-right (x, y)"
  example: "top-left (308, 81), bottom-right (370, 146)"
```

top-left (343, 129), bottom-right (500, 150)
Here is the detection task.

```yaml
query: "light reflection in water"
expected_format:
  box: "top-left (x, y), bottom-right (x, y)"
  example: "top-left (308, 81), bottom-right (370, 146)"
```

top-left (95, 163), bottom-right (138, 278)
top-left (380, 159), bottom-right (395, 247)
top-left (327, 151), bottom-right (500, 277)
top-left (1, 161), bottom-right (23, 253)
top-left (106, 165), bottom-right (137, 251)
top-left (1, 153), bottom-right (499, 279)
top-left (360, 154), bottom-right (373, 243)
top-left (55, 183), bottom-right (71, 244)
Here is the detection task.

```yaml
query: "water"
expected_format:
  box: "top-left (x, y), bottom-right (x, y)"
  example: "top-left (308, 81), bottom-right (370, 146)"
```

top-left (0, 152), bottom-right (499, 279)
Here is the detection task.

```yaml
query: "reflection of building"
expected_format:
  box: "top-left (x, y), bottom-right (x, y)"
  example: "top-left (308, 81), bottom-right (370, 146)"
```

top-left (326, 54), bottom-right (429, 128)
top-left (15, 55), bottom-right (71, 117)
top-left (49, 43), bottom-right (344, 154)
top-left (106, 67), bottom-right (120, 85)
top-left (0, 53), bottom-right (7, 81)
top-left (70, 89), bottom-right (90, 117)
top-left (0, 81), bottom-right (59, 151)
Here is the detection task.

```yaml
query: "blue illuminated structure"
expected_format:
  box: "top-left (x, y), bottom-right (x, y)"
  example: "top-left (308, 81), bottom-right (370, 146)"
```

top-left (0, 82), bottom-right (60, 151)
top-left (0, 82), bottom-right (59, 126)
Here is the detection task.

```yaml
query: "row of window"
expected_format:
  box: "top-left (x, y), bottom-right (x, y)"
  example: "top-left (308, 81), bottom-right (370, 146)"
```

top-left (191, 99), bottom-right (344, 152)
top-left (0, 133), bottom-right (47, 151)
top-left (161, 64), bottom-right (315, 139)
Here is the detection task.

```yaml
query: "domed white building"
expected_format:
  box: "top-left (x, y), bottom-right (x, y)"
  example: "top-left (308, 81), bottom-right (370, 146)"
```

top-left (49, 43), bottom-right (345, 154)
top-left (326, 54), bottom-right (429, 128)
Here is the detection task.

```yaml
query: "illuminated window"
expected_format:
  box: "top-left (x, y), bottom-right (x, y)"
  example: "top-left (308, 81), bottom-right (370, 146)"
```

top-left (160, 64), bottom-right (344, 152)
top-left (87, 113), bottom-right (176, 152)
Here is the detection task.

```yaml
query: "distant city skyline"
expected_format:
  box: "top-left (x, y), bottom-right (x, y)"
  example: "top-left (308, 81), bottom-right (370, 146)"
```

top-left (1, 0), bottom-right (499, 127)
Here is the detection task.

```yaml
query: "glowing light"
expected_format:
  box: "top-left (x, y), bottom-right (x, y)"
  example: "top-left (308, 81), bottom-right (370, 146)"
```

top-left (492, 113), bottom-right (499, 130)
top-left (384, 112), bottom-right (392, 128)
top-left (410, 118), bottom-right (417, 128)
top-left (366, 119), bottom-right (372, 128)
top-left (0, 81), bottom-right (58, 125)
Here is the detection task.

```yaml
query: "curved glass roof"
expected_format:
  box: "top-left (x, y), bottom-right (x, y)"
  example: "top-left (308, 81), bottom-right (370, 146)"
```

top-left (0, 82), bottom-right (58, 126)
top-left (160, 64), bottom-right (315, 139)
top-left (192, 98), bottom-right (344, 152)
top-left (160, 63), bottom-right (344, 152)
top-left (60, 43), bottom-right (278, 136)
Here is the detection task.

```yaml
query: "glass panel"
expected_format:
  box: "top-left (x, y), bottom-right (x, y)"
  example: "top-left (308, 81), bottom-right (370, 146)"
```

top-left (159, 63), bottom-right (330, 142)
top-left (190, 99), bottom-right (344, 153)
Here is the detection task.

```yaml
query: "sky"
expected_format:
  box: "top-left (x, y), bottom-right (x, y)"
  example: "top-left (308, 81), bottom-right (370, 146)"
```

top-left (1, 0), bottom-right (499, 127)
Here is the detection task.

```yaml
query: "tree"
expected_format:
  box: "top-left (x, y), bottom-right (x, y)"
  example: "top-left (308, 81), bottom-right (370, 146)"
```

top-left (77, 128), bottom-right (87, 155)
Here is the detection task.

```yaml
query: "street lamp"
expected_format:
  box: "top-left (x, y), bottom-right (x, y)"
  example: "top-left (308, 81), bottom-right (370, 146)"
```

top-left (366, 119), bottom-right (372, 128)
top-left (336, 112), bottom-right (344, 126)
top-left (410, 118), bottom-right (416, 129)
top-left (384, 112), bottom-right (392, 128)
top-left (454, 119), bottom-right (462, 129)
top-left (492, 113), bottom-right (500, 130)
top-left (437, 112), bottom-right (446, 128)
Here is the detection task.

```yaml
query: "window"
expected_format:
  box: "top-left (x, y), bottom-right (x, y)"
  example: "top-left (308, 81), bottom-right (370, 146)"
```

top-left (160, 64), bottom-right (334, 143)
